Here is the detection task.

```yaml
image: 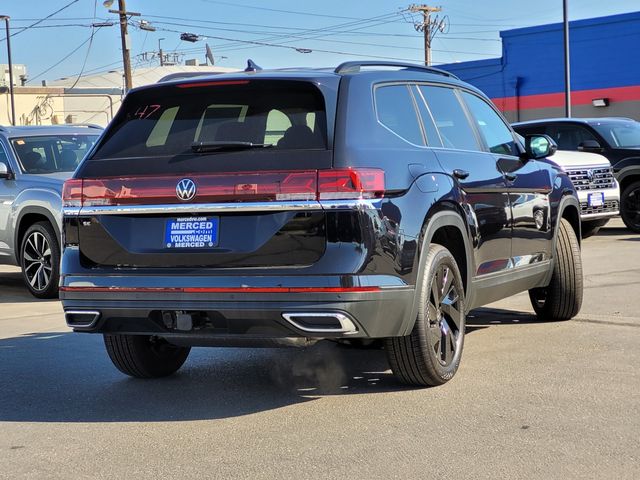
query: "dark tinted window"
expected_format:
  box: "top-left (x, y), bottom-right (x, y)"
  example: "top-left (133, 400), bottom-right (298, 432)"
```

top-left (419, 86), bottom-right (479, 151)
top-left (548, 124), bottom-right (597, 150)
top-left (92, 81), bottom-right (328, 160)
top-left (11, 135), bottom-right (99, 174)
top-left (591, 122), bottom-right (640, 148)
top-left (461, 91), bottom-right (517, 155)
top-left (412, 85), bottom-right (442, 147)
top-left (375, 84), bottom-right (424, 145)
top-left (0, 144), bottom-right (9, 167)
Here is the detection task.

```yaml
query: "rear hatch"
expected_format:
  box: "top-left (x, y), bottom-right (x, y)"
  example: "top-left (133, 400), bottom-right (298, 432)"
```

top-left (64, 77), bottom-right (344, 270)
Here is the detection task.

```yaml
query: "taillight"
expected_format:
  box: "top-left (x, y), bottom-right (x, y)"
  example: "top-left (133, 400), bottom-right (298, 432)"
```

top-left (62, 179), bottom-right (84, 207)
top-left (63, 168), bottom-right (384, 207)
top-left (317, 168), bottom-right (385, 200)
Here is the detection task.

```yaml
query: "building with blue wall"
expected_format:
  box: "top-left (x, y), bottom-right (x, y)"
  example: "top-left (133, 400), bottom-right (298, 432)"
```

top-left (440, 12), bottom-right (640, 122)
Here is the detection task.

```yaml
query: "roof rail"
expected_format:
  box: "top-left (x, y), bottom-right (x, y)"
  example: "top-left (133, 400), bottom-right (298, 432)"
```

top-left (68, 123), bottom-right (103, 129)
top-left (334, 61), bottom-right (458, 79)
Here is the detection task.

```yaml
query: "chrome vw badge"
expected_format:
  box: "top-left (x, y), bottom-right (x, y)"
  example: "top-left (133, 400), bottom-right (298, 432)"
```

top-left (176, 178), bottom-right (197, 201)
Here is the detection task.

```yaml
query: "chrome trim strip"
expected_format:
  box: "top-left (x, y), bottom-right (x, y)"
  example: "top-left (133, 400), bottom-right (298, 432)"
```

top-left (64, 310), bottom-right (101, 329)
top-left (63, 199), bottom-right (381, 216)
top-left (282, 312), bottom-right (359, 335)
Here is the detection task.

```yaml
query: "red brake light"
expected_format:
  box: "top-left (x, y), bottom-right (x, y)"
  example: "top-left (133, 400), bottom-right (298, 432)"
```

top-left (62, 179), bottom-right (84, 207)
top-left (176, 80), bottom-right (250, 88)
top-left (317, 168), bottom-right (385, 200)
top-left (63, 169), bottom-right (384, 207)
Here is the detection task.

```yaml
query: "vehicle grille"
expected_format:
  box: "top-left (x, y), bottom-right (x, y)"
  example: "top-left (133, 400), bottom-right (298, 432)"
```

top-left (567, 166), bottom-right (616, 191)
top-left (580, 200), bottom-right (619, 216)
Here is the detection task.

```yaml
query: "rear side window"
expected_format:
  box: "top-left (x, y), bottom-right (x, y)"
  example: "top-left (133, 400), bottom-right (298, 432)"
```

top-left (461, 91), bottom-right (517, 156)
top-left (91, 81), bottom-right (328, 160)
top-left (419, 86), bottom-right (479, 151)
top-left (374, 84), bottom-right (424, 146)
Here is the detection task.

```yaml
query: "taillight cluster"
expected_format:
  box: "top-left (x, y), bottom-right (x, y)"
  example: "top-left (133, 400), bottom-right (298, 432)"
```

top-left (62, 168), bottom-right (384, 207)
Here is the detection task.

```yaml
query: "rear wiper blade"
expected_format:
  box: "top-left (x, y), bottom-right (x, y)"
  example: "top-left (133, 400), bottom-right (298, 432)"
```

top-left (191, 141), bottom-right (274, 153)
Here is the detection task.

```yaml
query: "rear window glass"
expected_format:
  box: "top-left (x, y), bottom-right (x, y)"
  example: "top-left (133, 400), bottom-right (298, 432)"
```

top-left (92, 81), bottom-right (328, 160)
top-left (374, 84), bottom-right (424, 146)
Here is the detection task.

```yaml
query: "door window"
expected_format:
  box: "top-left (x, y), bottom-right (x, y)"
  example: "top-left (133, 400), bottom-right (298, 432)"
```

top-left (374, 84), bottom-right (424, 146)
top-left (461, 91), bottom-right (518, 156)
top-left (419, 85), bottom-right (479, 151)
top-left (548, 125), bottom-right (598, 150)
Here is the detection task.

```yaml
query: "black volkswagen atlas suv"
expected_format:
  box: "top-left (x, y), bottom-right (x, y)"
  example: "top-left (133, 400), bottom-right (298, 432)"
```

top-left (60, 61), bottom-right (583, 386)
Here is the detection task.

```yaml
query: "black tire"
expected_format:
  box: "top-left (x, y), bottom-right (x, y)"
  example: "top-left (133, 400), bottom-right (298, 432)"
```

top-left (621, 180), bottom-right (640, 233)
top-left (103, 334), bottom-right (190, 378)
top-left (581, 218), bottom-right (609, 239)
top-left (529, 218), bottom-right (583, 320)
top-left (20, 221), bottom-right (60, 299)
top-left (385, 244), bottom-right (466, 387)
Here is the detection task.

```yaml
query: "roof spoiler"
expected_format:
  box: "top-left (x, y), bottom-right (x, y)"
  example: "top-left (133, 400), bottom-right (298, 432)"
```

top-left (157, 71), bottom-right (223, 83)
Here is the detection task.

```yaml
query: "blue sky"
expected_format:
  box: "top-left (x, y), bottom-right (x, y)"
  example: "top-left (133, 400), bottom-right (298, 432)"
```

top-left (1, 0), bottom-right (638, 84)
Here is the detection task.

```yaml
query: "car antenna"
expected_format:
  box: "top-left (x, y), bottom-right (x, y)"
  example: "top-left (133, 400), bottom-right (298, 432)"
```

top-left (245, 59), bottom-right (262, 72)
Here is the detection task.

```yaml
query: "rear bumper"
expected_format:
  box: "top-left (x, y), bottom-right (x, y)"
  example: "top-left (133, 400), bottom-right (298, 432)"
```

top-left (60, 274), bottom-right (416, 341)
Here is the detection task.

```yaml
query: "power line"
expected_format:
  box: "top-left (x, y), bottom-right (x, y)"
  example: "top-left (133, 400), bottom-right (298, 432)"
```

top-left (1, 0), bottom-right (80, 41)
top-left (198, 0), bottom-right (367, 20)
top-left (27, 33), bottom-right (95, 83)
top-left (68, 0), bottom-right (99, 89)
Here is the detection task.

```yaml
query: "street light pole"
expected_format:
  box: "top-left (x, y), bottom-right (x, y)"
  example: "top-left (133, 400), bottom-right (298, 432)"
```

top-left (158, 38), bottom-right (165, 67)
top-left (0, 15), bottom-right (15, 125)
top-left (563, 0), bottom-right (571, 117)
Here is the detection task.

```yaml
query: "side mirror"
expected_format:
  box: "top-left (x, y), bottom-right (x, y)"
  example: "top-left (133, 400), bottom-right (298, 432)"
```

top-left (578, 139), bottom-right (603, 152)
top-left (523, 134), bottom-right (557, 160)
top-left (0, 162), bottom-right (13, 180)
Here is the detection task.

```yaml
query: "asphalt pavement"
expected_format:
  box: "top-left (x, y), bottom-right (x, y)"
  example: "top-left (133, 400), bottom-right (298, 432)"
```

top-left (1, 219), bottom-right (638, 479)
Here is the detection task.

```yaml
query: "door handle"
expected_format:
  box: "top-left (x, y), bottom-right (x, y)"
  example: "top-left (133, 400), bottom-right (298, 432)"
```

top-left (452, 169), bottom-right (469, 180)
top-left (504, 172), bottom-right (517, 182)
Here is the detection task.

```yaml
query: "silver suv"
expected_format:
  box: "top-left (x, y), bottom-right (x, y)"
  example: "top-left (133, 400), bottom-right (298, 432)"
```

top-left (0, 125), bottom-right (101, 298)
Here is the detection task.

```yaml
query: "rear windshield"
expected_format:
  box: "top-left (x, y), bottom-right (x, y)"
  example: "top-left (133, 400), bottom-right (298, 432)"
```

top-left (92, 80), bottom-right (328, 160)
top-left (11, 134), bottom-right (99, 174)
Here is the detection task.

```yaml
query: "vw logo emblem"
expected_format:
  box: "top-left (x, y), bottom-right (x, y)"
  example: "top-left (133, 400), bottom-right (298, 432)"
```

top-left (176, 178), bottom-right (197, 201)
top-left (586, 169), bottom-right (595, 182)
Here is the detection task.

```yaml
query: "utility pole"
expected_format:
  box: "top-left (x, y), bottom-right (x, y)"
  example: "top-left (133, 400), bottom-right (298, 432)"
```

top-left (0, 15), bottom-right (15, 125)
top-left (409, 4), bottom-right (445, 66)
top-left (563, 0), bottom-right (571, 117)
top-left (108, 0), bottom-right (140, 92)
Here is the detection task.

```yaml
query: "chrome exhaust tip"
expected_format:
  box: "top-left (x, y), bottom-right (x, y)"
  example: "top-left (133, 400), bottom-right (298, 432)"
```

top-left (64, 310), bottom-right (101, 328)
top-left (281, 312), bottom-right (358, 334)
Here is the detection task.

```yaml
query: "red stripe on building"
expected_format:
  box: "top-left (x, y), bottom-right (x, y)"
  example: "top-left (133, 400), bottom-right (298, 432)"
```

top-left (492, 85), bottom-right (640, 112)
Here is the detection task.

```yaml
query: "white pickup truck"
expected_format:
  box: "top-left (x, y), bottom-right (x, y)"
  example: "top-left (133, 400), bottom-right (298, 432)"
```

top-left (551, 150), bottom-right (620, 237)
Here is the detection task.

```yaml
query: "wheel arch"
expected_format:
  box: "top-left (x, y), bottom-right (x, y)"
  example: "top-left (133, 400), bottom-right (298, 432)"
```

top-left (14, 207), bottom-right (61, 264)
top-left (401, 206), bottom-right (473, 336)
top-left (617, 165), bottom-right (640, 194)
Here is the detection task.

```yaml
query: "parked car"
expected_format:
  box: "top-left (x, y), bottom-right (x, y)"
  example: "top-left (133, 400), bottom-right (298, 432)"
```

top-left (0, 125), bottom-right (102, 298)
top-left (513, 118), bottom-right (640, 232)
top-left (529, 146), bottom-right (619, 238)
top-left (60, 61), bottom-right (583, 386)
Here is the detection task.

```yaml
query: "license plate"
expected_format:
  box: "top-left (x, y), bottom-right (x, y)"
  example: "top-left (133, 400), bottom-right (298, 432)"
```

top-left (164, 217), bottom-right (218, 249)
top-left (588, 193), bottom-right (604, 207)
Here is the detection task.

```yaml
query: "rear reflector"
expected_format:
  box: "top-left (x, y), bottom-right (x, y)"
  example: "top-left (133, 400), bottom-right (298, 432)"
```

top-left (59, 286), bottom-right (381, 293)
top-left (62, 168), bottom-right (384, 207)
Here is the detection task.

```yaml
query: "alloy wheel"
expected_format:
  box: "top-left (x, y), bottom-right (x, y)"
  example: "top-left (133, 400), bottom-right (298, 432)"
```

top-left (427, 264), bottom-right (463, 366)
top-left (623, 186), bottom-right (640, 230)
top-left (22, 231), bottom-right (53, 292)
